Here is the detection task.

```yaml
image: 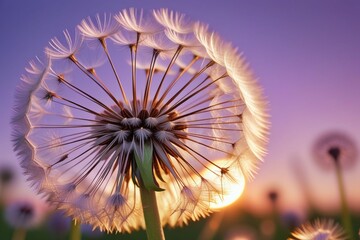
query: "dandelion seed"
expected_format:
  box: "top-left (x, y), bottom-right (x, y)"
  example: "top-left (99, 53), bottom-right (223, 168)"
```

top-left (78, 14), bottom-right (119, 40)
top-left (12, 8), bottom-right (269, 234)
top-left (288, 219), bottom-right (348, 240)
top-left (46, 30), bottom-right (82, 60)
top-left (153, 9), bottom-right (194, 34)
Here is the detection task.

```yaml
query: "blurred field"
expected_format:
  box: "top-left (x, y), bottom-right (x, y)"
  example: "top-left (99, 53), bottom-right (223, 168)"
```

top-left (1, 201), bottom-right (359, 239)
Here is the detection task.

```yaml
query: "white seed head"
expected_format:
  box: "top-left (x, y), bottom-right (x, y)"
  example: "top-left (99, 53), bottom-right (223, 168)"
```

top-left (12, 8), bottom-right (269, 232)
top-left (289, 219), bottom-right (348, 240)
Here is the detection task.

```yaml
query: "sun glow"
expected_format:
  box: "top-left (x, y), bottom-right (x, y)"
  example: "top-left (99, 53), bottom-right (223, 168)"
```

top-left (203, 159), bottom-right (246, 210)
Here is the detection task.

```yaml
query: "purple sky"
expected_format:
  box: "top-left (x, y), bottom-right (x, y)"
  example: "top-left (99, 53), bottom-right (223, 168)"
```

top-left (1, 0), bottom-right (360, 214)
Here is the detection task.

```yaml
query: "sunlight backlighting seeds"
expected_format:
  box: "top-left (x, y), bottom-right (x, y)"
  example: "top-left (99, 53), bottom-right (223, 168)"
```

top-left (203, 159), bottom-right (245, 210)
top-left (12, 8), bottom-right (269, 233)
top-left (210, 175), bottom-right (245, 210)
top-left (288, 219), bottom-right (347, 240)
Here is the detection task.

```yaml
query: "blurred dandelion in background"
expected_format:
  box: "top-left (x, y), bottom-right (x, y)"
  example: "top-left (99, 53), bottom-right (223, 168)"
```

top-left (313, 131), bottom-right (357, 239)
top-left (313, 132), bottom-right (357, 170)
top-left (0, 164), bottom-right (15, 187)
top-left (267, 190), bottom-right (279, 210)
top-left (288, 218), bottom-right (347, 240)
top-left (11, 8), bottom-right (268, 239)
top-left (0, 164), bottom-right (16, 204)
top-left (4, 198), bottom-right (47, 240)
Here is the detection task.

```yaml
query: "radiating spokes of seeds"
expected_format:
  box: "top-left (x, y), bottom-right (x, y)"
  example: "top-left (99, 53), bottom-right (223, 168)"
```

top-left (29, 34), bottom-right (245, 199)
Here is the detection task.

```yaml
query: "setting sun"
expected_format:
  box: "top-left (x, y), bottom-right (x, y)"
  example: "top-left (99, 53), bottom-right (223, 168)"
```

top-left (201, 159), bottom-right (246, 210)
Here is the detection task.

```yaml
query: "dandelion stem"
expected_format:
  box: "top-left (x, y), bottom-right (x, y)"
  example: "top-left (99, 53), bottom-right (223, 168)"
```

top-left (334, 161), bottom-right (353, 239)
top-left (70, 219), bottom-right (81, 240)
top-left (140, 186), bottom-right (165, 240)
top-left (12, 228), bottom-right (26, 240)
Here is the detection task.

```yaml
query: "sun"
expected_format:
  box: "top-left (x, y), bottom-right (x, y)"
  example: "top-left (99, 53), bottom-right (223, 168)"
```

top-left (201, 159), bottom-right (246, 210)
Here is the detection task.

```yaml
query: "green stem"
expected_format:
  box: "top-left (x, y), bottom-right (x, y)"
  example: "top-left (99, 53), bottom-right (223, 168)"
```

top-left (70, 219), bottom-right (81, 240)
top-left (334, 162), bottom-right (353, 239)
top-left (12, 228), bottom-right (26, 240)
top-left (139, 186), bottom-right (165, 240)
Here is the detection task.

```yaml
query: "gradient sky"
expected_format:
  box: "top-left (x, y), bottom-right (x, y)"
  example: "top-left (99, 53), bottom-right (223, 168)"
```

top-left (1, 0), bottom-right (360, 215)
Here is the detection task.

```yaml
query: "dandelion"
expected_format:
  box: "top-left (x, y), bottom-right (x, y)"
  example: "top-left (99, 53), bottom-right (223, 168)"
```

top-left (0, 164), bottom-right (19, 214)
top-left (313, 131), bottom-right (357, 239)
top-left (0, 164), bottom-right (15, 186)
top-left (288, 219), bottom-right (348, 240)
top-left (12, 8), bottom-right (269, 239)
top-left (0, 164), bottom-right (16, 203)
top-left (268, 190), bottom-right (278, 206)
top-left (4, 199), bottom-right (45, 240)
top-left (313, 132), bottom-right (357, 170)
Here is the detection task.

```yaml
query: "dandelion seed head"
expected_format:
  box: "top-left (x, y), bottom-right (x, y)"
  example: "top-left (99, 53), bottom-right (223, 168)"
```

top-left (12, 8), bottom-right (269, 232)
top-left (0, 164), bottom-right (16, 189)
top-left (289, 219), bottom-right (348, 240)
top-left (313, 131), bottom-right (357, 170)
top-left (4, 199), bottom-right (44, 229)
